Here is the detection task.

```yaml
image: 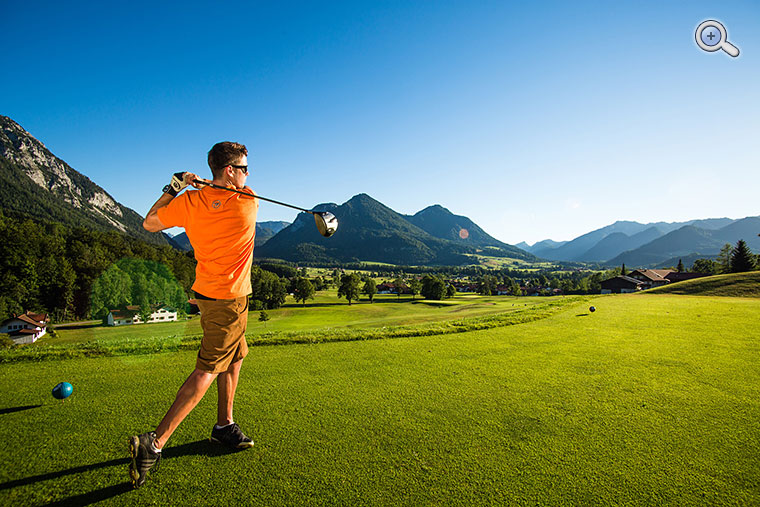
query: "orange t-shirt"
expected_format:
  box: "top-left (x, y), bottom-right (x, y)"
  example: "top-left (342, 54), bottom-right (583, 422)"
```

top-left (157, 185), bottom-right (258, 299)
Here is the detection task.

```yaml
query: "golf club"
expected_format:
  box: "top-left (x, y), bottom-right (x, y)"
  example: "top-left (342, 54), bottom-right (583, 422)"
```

top-left (192, 179), bottom-right (338, 237)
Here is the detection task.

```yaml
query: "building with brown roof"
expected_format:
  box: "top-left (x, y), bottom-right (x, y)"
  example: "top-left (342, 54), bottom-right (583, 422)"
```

top-left (664, 272), bottom-right (709, 283)
top-left (0, 311), bottom-right (50, 344)
top-left (627, 269), bottom-right (673, 289)
top-left (600, 276), bottom-right (646, 294)
top-left (602, 269), bottom-right (710, 293)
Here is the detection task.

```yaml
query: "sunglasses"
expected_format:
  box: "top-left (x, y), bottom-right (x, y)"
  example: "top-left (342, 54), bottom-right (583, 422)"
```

top-left (230, 164), bottom-right (248, 175)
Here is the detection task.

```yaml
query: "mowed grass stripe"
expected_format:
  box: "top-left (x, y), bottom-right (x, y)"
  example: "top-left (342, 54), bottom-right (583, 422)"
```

top-left (1, 297), bottom-right (583, 363)
top-left (0, 294), bottom-right (758, 505)
top-left (36, 293), bottom-right (546, 347)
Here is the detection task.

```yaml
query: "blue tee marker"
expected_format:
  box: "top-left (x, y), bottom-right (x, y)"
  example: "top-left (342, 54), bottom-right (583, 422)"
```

top-left (52, 382), bottom-right (73, 400)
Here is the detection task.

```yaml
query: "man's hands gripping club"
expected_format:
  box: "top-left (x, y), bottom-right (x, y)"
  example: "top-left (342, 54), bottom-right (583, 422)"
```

top-left (164, 172), bottom-right (206, 196)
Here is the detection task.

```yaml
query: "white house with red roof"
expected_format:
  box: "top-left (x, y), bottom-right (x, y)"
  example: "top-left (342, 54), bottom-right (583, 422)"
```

top-left (0, 311), bottom-right (50, 344)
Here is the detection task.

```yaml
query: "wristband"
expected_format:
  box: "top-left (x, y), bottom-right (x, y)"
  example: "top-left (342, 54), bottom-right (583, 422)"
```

top-left (163, 172), bottom-right (187, 196)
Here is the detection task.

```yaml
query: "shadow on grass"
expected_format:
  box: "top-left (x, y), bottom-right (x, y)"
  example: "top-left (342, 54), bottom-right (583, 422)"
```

top-left (1, 439), bottom-right (244, 506)
top-left (280, 298), bottom-right (418, 308)
top-left (43, 483), bottom-right (133, 507)
top-left (372, 297), bottom-right (417, 304)
top-left (280, 302), bottom-right (345, 309)
top-left (0, 404), bottom-right (42, 415)
top-left (576, 314), bottom-right (589, 317)
top-left (51, 323), bottom-right (101, 331)
top-left (283, 296), bottom-right (435, 307)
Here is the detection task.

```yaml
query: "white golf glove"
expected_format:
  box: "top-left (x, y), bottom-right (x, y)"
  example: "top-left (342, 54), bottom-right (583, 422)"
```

top-left (164, 172), bottom-right (188, 197)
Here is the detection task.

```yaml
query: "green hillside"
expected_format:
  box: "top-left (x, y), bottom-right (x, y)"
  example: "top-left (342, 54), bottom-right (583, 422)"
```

top-left (647, 271), bottom-right (760, 298)
top-left (257, 194), bottom-right (469, 265)
top-left (0, 116), bottom-right (168, 246)
top-left (0, 157), bottom-right (167, 246)
top-left (405, 204), bottom-right (527, 257)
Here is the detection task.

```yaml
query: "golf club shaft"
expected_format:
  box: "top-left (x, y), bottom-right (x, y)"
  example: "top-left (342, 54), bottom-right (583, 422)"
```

top-left (193, 179), bottom-right (316, 215)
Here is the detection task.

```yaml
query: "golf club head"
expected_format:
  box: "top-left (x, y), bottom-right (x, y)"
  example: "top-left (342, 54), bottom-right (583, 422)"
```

top-left (314, 211), bottom-right (338, 237)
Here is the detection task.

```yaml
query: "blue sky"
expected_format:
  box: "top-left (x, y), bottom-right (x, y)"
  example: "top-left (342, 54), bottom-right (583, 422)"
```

top-left (3, 1), bottom-right (758, 244)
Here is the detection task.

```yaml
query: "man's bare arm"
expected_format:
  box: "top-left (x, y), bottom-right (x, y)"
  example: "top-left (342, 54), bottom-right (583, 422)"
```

top-left (143, 194), bottom-right (173, 232)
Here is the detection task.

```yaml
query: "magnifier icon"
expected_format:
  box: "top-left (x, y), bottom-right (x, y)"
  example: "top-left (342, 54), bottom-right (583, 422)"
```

top-left (695, 20), bottom-right (739, 57)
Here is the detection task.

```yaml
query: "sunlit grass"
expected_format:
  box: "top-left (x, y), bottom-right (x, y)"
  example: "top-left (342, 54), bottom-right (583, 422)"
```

top-left (1, 294), bottom-right (757, 505)
top-left (44, 292), bottom-right (547, 346)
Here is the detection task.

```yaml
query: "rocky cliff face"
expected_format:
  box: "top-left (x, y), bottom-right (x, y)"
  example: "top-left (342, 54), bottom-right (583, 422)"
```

top-left (0, 115), bottom-right (166, 244)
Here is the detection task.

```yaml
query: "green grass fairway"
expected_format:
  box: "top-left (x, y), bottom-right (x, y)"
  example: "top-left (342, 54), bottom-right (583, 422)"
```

top-left (40, 292), bottom-right (545, 347)
top-left (1, 294), bottom-right (758, 505)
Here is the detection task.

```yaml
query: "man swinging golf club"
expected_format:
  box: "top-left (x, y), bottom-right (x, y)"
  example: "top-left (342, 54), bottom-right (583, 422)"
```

top-left (129, 141), bottom-right (257, 488)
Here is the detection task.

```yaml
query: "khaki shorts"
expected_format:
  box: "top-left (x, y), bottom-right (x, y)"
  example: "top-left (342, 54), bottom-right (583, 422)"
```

top-left (195, 296), bottom-right (249, 374)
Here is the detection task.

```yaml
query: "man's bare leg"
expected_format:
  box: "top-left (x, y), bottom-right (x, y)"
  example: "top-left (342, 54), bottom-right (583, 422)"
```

top-left (217, 358), bottom-right (243, 426)
top-left (154, 368), bottom-right (218, 449)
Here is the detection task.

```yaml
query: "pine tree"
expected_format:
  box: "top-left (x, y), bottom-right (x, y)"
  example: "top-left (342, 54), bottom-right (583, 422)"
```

top-left (621, 263), bottom-right (627, 276)
top-left (730, 240), bottom-right (756, 273)
top-left (676, 259), bottom-right (684, 273)
top-left (718, 243), bottom-right (733, 273)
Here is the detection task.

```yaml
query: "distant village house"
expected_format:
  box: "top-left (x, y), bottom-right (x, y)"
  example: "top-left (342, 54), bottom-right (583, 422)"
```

top-left (451, 282), bottom-right (478, 293)
top-left (627, 269), bottom-right (673, 289)
top-left (0, 311), bottom-right (50, 344)
top-left (376, 283), bottom-right (410, 295)
top-left (628, 269), bottom-right (708, 289)
top-left (107, 305), bottom-right (178, 326)
top-left (600, 276), bottom-right (646, 294)
top-left (601, 269), bottom-right (709, 293)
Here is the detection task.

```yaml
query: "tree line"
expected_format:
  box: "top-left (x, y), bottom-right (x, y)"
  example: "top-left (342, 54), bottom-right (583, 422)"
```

top-left (0, 212), bottom-right (196, 322)
top-left (3, 209), bottom-right (756, 322)
top-left (255, 239), bottom-right (759, 306)
top-left (691, 240), bottom-right (759, 274)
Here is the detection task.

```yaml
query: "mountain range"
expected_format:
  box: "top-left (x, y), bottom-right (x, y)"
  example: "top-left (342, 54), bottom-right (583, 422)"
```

top-left (0, 116), bottom-right (319, 253)
top-left (1, 115), bottom-right (532, 266)
top-left (256, 194), bottom-right (534, 265)
top-left (3, 114), bottom-right (757, 269)
top-left (522, 217), bottom-right (760, 267)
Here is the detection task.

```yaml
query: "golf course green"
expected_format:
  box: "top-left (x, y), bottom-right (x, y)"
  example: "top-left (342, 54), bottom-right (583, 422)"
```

top-left (0, 290), bottom-right (758, 505)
